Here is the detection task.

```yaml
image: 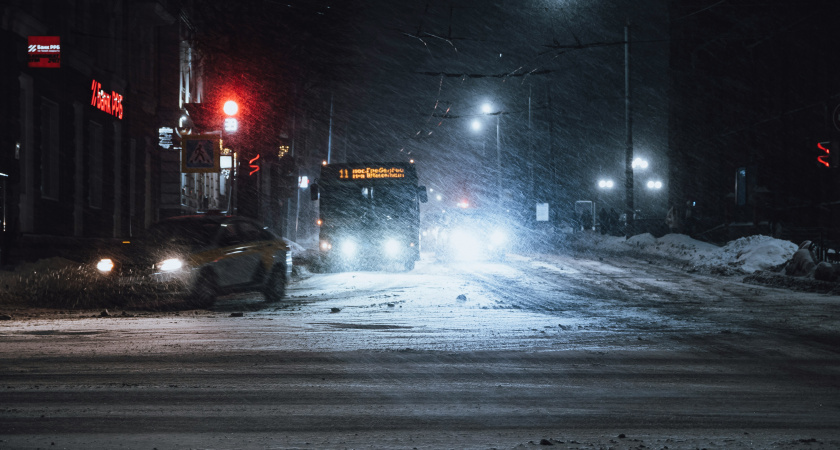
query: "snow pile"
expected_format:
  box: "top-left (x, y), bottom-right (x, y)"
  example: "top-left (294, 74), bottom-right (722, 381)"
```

top-left (579, 232), bottom-right (798, 274)
top-left (712, 235), bottom-right (798, 273)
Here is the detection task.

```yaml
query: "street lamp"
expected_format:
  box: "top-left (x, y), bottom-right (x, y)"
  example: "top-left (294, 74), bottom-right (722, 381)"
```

top-left (646, 180), bottom-right (663, 190)
top-left (598, 179), bottom-right (615, 189)
top-left (632, 157), bottom-right (648, 170)
top-left (479, 102), bottom-right (501, 202)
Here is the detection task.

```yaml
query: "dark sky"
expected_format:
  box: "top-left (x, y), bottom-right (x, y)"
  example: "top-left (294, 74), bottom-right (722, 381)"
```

top-left (279, 0), bottom-right (669, 211)
top-left (220, 0), bottom-right (668, 213)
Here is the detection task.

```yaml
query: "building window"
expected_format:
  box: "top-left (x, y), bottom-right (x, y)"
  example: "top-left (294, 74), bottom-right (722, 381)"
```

top-left (89, 121), bottom-right (103, 208)
top-left (40, 98), bottom-right (60, 200)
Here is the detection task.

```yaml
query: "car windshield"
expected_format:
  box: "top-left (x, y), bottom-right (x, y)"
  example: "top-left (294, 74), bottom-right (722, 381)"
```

top-left (147, 220), bottom-right (220, 249)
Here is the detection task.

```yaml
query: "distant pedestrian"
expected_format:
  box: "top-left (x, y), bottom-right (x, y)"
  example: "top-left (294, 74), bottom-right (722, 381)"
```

top-left (666, 206), bottom-right (681, 233)
top-left (598, 208), bottom-right (609, 234)
top-left (580, 209), bottom-right (593, 231)
top-left (608, 208), bottom-right (619, 236)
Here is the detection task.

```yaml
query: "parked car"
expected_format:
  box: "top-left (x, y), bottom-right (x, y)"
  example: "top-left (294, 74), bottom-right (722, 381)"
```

top-left (92, 214), bottom-right (292, 307)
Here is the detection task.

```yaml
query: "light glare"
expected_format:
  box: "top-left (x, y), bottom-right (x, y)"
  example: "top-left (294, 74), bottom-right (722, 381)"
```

top-left (340, 240), bottom-right (357, 257)
top-left (158, 258), bottom-right (183, 272)
top-left (383, 238), bottom-right (400, 257)
top-left (223, 100), bottom-right (238, 116)
top-left (96, 258), bottom-right (114, 273)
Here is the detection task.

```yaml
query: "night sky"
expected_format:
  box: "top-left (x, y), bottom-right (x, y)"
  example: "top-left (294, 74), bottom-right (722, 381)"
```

top-left (276, 0), bottom-right (670, 213)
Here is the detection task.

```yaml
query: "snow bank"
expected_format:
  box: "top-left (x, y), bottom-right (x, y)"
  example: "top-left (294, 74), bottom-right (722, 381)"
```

top-left (713, 235), bottom-right (798, 273)
top-left (579, 232), bottom-right (797, 274)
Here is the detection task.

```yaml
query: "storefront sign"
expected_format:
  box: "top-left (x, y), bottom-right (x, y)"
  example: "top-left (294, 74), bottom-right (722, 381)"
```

top-left (159, 127), bottom-right (174, 149)
top-left (90, 80), bottom-right (123, 119)
top-left (28, 36), bottom-right (60, 68)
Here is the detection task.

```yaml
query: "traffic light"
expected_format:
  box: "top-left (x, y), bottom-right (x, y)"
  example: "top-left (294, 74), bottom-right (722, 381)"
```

top-left (223, 100), bottom-right (239, 133)
top-left (183, 99), bottom-right (241, 134)
top-left (817, 141), bottom-right (840, 168)
top-left (182, 103), bottom-right (217, 131)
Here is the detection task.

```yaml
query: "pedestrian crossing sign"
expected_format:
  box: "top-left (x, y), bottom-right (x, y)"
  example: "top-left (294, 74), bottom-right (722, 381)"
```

top-left (181, 135), bottom-right (221, 173)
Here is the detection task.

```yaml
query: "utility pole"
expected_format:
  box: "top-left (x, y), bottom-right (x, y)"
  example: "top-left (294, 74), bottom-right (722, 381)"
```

top-left (624, 21), bottom-right (635, 235)
top-left (528, 84), bottom-right (534, 212)
top-left (495, 114), bottom-right (501, 204)
top-left (327, 93), bottom-right (334, 164)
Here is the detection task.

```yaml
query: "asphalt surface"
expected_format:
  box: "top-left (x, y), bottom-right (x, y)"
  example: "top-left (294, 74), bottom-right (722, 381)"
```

top-left (1, 251), bottom-right (839, 449)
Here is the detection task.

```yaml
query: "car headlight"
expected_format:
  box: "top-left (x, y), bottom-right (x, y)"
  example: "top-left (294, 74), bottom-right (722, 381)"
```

top-left (383, 238), bottom-right (401, 257)
top-left (450, 229), bottom-right (483, 259)
top-left (490, 230), bottom-right (507, 246)
top-left (96, 258), bottom-right (114, 273)
top-left (340, 240), bottom-right (357, 257)
top-left (157, 258), bottom-right (184, 272)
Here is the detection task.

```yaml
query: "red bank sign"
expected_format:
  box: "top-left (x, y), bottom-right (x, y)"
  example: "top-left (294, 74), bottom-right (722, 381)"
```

top-left (90, 80), bottom-right (124, 120)
top-left (28, 36), bottom-right (60, 68)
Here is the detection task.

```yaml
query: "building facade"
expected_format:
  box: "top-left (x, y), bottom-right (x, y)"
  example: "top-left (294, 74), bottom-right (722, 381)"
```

top-left (668, 1), bottom-right (840, 241)
top-left (0, 1), bottom-right (189, 264)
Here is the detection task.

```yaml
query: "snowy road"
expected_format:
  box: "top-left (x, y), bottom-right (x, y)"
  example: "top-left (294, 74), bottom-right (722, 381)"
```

top-left (1, 252), bottom-right (839, 449)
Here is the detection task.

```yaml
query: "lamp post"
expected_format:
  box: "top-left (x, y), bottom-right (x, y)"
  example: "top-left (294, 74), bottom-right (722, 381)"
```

top-left (481, 103), bottom-right (502, 203)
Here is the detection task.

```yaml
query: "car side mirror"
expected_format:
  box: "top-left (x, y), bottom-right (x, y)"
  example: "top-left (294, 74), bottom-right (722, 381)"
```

top-left (418, 185), bottom-right (428, 203)
top-left (310, 183), bottom-right (319, 201)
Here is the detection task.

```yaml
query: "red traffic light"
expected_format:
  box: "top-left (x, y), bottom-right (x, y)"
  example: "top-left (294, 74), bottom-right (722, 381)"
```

top-left (223, 100), bottom-right (239, 116)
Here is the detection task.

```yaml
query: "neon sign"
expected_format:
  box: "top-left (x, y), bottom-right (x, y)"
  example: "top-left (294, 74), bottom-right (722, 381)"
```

top-left (90, 80), bottom-right (123, 119)
top-left (817, 142), bottom-right (831, 168)
top-left (249, 154), bottom-right (261, 176)
top-left (337, 167), bottom-right (405, 180)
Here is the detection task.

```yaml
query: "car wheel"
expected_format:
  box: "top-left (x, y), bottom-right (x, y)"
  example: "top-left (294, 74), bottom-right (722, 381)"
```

top-left (188, 270), bottom-right (217, 308)
top-left (263, 263), bottom-right (287, 302)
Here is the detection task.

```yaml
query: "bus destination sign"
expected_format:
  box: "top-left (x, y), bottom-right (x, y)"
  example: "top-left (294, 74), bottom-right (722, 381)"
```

top-left (338, 166), bottom-right (405, 180)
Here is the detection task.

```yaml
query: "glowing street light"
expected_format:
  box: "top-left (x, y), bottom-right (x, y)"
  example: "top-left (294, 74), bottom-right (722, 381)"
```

top-left (598, 179), bottom-right (615, 189)
top-left (475, 101), bottom-right (501, 201)
top-left (632, 157), bottom-right (649, 170)
top-left (646, 180), bottom-right (663, 190)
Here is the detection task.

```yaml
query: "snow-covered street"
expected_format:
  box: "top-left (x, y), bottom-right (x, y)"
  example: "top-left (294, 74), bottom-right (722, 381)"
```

top-left (1, 237), bottom-right (839, 449)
